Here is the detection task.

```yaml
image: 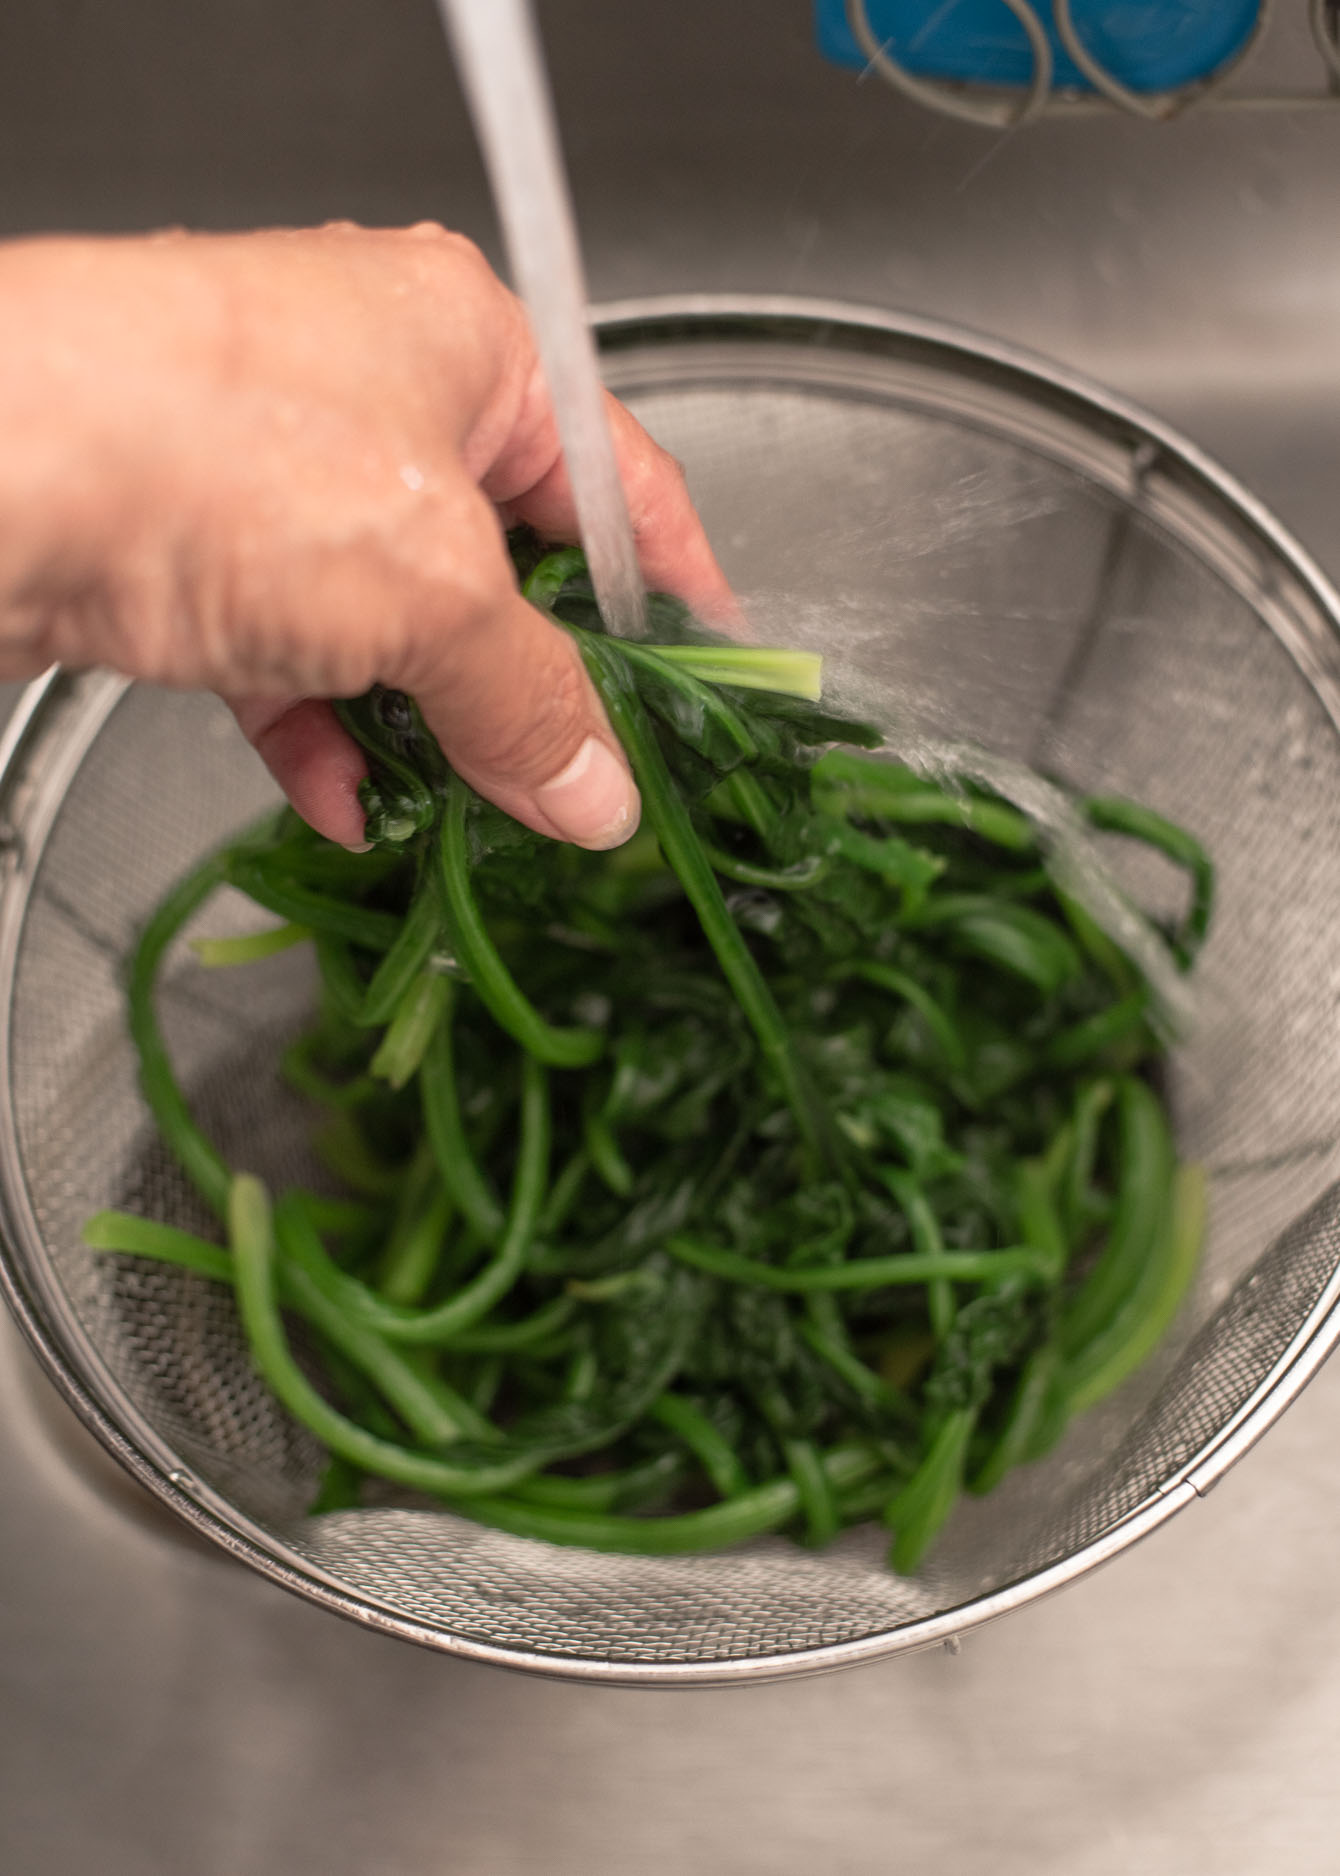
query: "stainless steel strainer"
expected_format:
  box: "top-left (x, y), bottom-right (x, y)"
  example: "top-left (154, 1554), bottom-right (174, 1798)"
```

top-left (3, 297), bottom-right (1340, 1684)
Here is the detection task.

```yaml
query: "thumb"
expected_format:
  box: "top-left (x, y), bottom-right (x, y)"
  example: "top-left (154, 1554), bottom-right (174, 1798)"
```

top-left (397, 583), bottom-right (641, 852)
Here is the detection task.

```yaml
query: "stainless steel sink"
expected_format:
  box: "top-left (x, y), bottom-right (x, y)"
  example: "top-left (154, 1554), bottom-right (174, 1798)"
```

top-left (4, 1), bottom-right (1340, 1869)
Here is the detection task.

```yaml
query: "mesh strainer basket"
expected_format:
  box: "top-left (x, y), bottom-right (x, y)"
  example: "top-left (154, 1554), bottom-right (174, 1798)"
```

top-left (3, 297), bottom-right (1340, 1684)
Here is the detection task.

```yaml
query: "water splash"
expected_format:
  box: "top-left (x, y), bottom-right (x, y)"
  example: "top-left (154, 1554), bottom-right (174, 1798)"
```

top-left (739, 589), bottom-right (1198, 1033)
top-left (937, 743), bottom-right (1198, 1032)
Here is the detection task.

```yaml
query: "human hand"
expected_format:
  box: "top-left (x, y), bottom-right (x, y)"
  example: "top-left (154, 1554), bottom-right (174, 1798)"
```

top-left (0, 222), bottom-right (736, 848)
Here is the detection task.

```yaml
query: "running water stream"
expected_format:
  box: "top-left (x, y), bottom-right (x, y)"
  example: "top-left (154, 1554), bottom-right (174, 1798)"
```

top-left (437, 0), bottom-right (649, 640)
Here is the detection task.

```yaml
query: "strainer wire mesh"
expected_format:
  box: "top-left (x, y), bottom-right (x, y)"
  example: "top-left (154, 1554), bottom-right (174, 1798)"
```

top-left (3, 304), bottom-right (1340, 1678)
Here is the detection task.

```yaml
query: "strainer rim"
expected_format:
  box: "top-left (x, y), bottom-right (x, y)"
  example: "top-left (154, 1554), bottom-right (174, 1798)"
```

top-left (1, 294), bottom-right (1338, 1682)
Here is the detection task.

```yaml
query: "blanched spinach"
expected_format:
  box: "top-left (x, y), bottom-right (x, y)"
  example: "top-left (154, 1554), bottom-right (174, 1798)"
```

top-left (86, 533), bottom-right (1212, 1574)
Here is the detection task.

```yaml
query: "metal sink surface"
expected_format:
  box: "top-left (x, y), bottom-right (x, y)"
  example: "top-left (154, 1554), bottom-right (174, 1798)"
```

top-left (2, 2), bottom-right (1340, 1870)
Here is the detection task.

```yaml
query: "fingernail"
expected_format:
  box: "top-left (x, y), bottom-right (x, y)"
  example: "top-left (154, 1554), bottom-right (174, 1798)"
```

top-left (534, 737), bottom-right (640, 849)
top-left (341, 839), bottom-right (373, 854)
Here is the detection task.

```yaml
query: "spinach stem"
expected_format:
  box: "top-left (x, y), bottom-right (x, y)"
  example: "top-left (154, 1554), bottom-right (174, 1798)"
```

top-left (450, 1444), bottom-right (882, 1555)
top-left (438, 775), bottom-right (603, 1069)
top-left (228, 1174), bottom-right (544, 1496)
top-left (128, 847), bottom-right (235, 1216)
top-left (667, 1234), bottom-right (1049, 1291)
top-left (649, 1392), bottom-right (750, 1499)
top-left (190, 921), bottom-right (312, 968)
top-left (419, 987), bottom-right (505, 1241)
top-left (578, 632), bottom-right (837, 1175)
top-left (289, 1053), bottom-right (551, 1345)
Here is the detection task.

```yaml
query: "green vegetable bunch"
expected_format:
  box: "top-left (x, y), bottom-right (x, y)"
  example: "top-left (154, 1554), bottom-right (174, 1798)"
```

top-left (86, 532), bottom-right (1212, 1574)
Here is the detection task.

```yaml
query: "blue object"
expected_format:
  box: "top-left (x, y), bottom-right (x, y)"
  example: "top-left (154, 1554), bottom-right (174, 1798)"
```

top-left (814, 0), bottom-right (1261, 93)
